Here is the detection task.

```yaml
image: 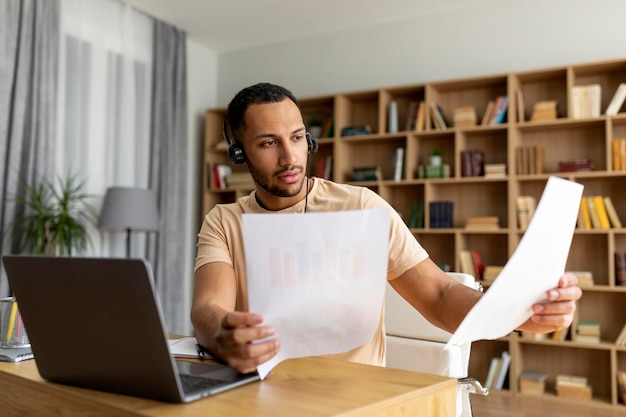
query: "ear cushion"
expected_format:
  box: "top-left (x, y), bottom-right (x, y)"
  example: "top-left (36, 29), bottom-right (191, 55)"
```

top-left (228, 142), bottom-right (246, 165)
top-left (306, 132), bottom-right (319, 155)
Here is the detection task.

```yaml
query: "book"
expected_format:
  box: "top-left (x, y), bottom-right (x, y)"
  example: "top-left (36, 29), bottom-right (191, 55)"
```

top-left (465, 216), bottom-right (500, 231)
top-left (388, 101), bottom-right (398, 133)
top-left (471, 249), bottom-right (485, 280)
top-left (481, 100), bottom-right (495, 126)
top-left (615, 322), bottom-right (626, 346)
top-left (586, 196), bottom-right (601, 229)
top-left (459, 250), bottom-right (477, 278)
top-left (516, 195), bottom-right (536, 230)
top-left (530, 100), bottom-right (558, 121)
top-left (605, 83), bottom-right (626, 116)
top-left (494, 351), bottom-right (511, 390)
top-left (515, 88), bottom-right (525, 123)
top-left (616, 252), bottom-right (626, 286)
top-left (491, 95), bottom-right (509, 125)
top-left (577, 197), bottom-right (592, 230)
top-left (618, 370), bottom-right (626, 404)
top-left (453, 106), bottom-right (477, 127)
top-left (429, 102), bottom-right (448, 130)
top-left (0, 346), bottom-right (34, 363)
top-left (519, 370), bottom-right (548, 395)
top-left (408, 201), bottom-right (424, 229)
top-left (415, 101), bottom-right (426, 132)
top-left (592, 195), bottom-right (611, 229)
top-left (405, 101), bottom-right (418, 131)
top-left (483, 265), bottom-right (503, 283)
top-left (603, 196), bottom-right (622, 228)
top-left (392, 147), bottom-right (404, 181)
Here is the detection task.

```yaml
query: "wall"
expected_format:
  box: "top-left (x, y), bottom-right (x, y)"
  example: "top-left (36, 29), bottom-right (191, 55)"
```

top-left (183, 38), bottom-right (218, 333)
top-left (216, 0), bottom-right (626, 105)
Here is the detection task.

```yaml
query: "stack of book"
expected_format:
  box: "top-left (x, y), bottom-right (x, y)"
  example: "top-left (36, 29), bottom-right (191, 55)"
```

top-left (558, 158), bottom-right (594, 173)
top-left (612, 138), bottom-right (626, 171)
top-left (515, 146), bottom-right (544, 175)
top-left (417, 164), bottom-right (450, 179)
top-left (555, 374), bottom-right (592, 401)
top-left (225, 172), bottom-right (254, 189)
top-left (519, 370), bottom-right (548, 395)
top-left (482, 265), bottom-right (503, 284)
top-left (484, 163), bottom-right (506, 178)
top-left (453, 106), bottom-right (477, 128)
top-left (566, 271), bottom-right (594, 288)
top-left (464, 216), bottom-right (500, 231)
top-left (571, 84), bottom-right (601, 119)
top-left (575, 321), bottom-right (601, 344)
top-left (530, 100), bottom-right (558, 121)
top-left (351, 166), bottom-right (381, 182)
top-left (341, 125), bottom-right (371, 136)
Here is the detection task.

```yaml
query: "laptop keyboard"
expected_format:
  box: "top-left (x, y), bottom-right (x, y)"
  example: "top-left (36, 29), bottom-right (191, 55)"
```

top-left (179, 374), bottom-right (229, 393)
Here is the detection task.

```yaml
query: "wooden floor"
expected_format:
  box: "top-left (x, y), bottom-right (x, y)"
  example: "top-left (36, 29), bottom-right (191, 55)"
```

top-left (470, 392), bottom-right (626, 417)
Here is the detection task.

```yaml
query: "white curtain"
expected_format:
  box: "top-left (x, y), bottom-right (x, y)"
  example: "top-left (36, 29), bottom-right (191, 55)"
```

top-left (56, 0), bottom-right (153, 257)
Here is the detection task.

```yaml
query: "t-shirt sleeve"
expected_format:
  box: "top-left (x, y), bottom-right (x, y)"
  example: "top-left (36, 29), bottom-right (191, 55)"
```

top-left (194, 206), bottom-right (235, 273)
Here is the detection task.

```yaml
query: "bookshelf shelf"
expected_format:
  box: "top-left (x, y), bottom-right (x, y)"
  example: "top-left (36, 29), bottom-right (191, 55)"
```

top-left (202, 56), bottom-right (626, 411)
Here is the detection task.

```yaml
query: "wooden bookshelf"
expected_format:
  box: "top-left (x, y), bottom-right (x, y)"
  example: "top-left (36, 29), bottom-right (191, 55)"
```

top-left (202, 57), bottom-right (626, 412)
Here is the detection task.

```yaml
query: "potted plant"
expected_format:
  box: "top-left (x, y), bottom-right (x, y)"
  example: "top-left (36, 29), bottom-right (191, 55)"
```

top-left (429, 150), bottom-right (442, 167)
top-left (8, 174), bottom-right (97, 256)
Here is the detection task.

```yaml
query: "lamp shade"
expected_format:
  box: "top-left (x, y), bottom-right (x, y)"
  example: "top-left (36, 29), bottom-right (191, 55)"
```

top-left (98, 187), bottom-right (159, 231)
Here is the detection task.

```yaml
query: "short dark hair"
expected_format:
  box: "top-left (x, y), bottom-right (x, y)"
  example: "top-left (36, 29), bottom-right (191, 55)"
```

top-left (226, 82), bottom-right (300, 141)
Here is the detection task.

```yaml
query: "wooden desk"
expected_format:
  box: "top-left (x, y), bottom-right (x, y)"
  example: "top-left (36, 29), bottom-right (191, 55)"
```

top-left (0, 357), bottom-right (456, 416)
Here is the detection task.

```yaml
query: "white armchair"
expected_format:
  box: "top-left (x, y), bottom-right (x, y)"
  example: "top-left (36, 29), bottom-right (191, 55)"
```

top-left (385, 272), bottom-right (487, 417)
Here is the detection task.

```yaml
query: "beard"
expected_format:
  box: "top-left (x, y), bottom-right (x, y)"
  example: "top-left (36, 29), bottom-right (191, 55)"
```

top-left (247, 160), bottom-right (306, 198)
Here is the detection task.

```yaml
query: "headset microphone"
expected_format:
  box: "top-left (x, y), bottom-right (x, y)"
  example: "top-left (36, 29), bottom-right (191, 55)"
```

top-left (304, 132), bottom-right (319, 213)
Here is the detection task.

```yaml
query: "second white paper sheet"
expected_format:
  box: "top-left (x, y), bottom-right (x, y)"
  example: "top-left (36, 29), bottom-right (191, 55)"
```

top-left (243, 208), bottom-right (390, 379)
top-left (446, 176), bottom-right (583, 347)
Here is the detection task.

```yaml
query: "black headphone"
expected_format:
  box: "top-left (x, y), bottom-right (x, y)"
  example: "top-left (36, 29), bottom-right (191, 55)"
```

top-left (222, 118), bottom-right (318, 165)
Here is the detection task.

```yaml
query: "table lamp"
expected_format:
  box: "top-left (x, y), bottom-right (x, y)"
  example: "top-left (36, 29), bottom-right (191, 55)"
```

top-left (98, 187), bottom-right (159, 258)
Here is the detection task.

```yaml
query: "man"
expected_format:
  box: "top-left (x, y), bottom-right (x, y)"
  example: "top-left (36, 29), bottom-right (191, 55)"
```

top-left (192, 82), bottom-right (582, 374)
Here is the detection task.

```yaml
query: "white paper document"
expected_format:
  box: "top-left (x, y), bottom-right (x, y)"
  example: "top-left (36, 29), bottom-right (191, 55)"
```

top-left (446, 176), bottom-right (583, 347)
top-left (242, 208), bottom-right (390, 379)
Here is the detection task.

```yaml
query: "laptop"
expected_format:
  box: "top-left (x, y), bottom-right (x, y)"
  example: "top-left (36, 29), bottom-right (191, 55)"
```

top-left (2, 255), bottom-right (260, 403)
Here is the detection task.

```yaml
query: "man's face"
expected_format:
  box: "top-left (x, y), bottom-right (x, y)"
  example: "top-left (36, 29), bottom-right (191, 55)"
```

top-left (240, 99), bottom-right (309, 209)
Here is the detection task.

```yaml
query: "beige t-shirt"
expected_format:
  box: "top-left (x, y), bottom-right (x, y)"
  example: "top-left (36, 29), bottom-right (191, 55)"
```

top-left (195, 177), bottom-right (429, 366)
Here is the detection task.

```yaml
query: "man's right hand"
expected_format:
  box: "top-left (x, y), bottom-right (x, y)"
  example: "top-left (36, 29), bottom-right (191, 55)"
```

top-left (210, 311), bottom-right (280, 374)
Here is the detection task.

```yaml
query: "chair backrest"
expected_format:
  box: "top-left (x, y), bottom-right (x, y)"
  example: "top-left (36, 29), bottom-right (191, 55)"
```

top-left (385, 272), bottom-right (478, 344)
